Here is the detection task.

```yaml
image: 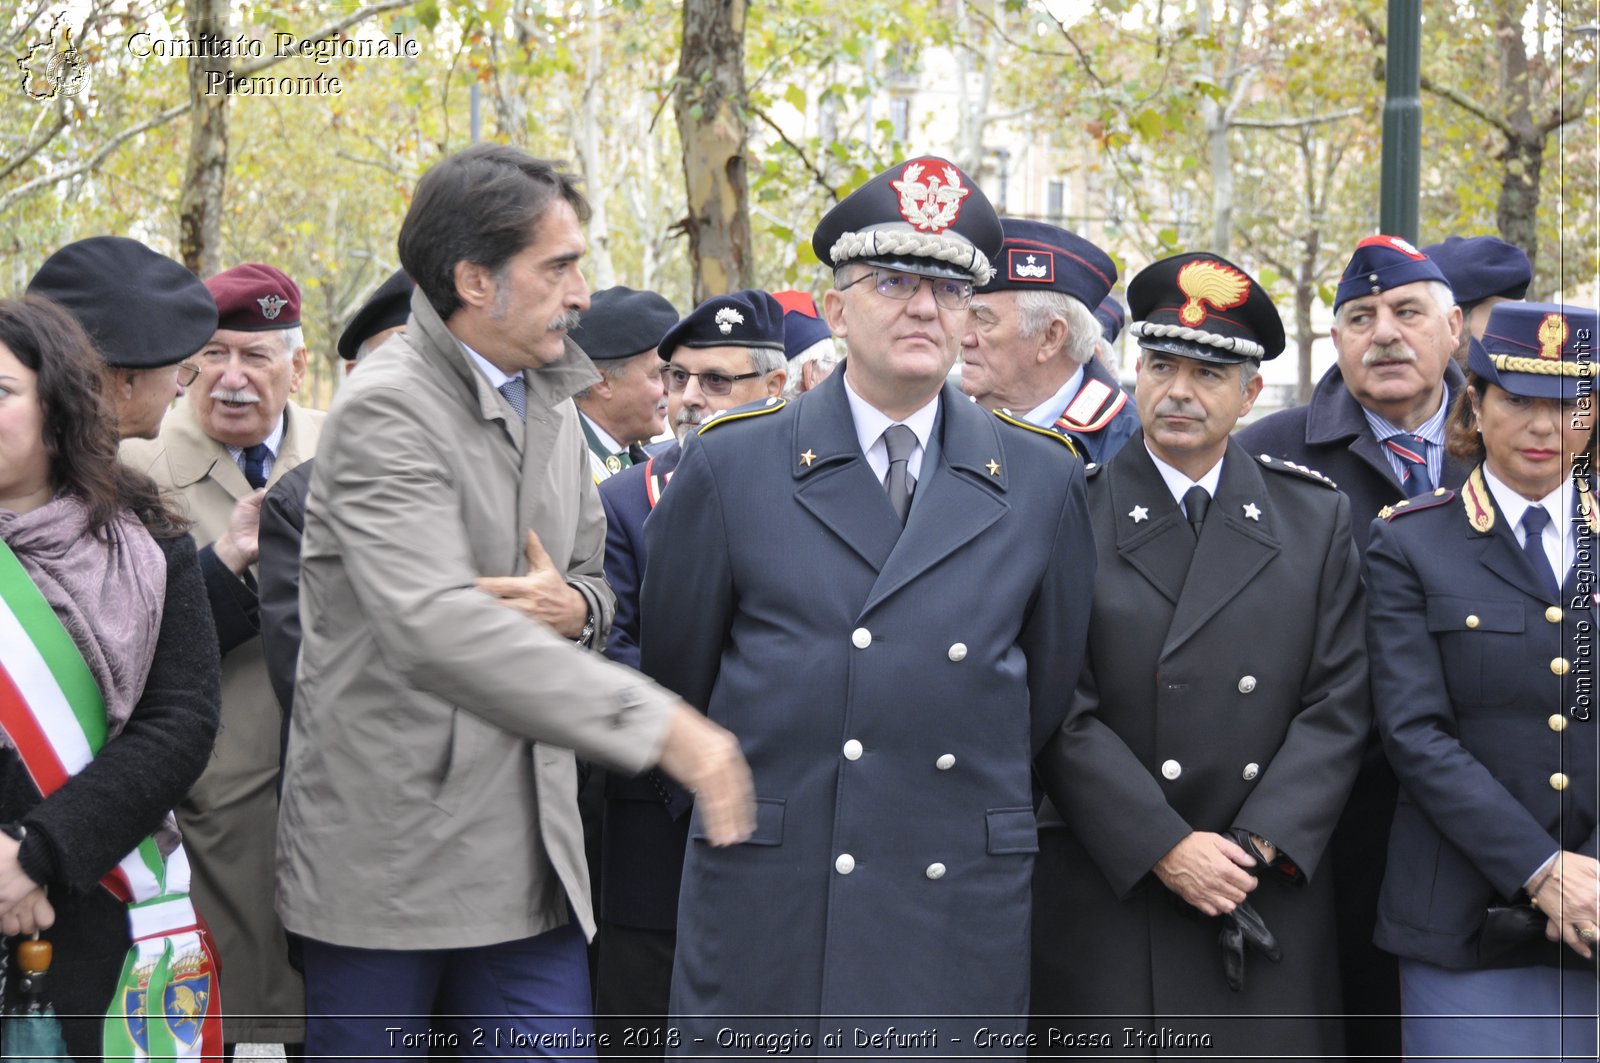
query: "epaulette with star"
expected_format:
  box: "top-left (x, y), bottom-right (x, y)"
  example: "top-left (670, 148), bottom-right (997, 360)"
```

top-left (993, 409), bottom-right (1081, 459)
top-left (1379, 488), bottom-right (1457, 522)
top-left (1255, 453), bottom-right (1338, 490)
top-left (696, 395), bottom-right (787, 435)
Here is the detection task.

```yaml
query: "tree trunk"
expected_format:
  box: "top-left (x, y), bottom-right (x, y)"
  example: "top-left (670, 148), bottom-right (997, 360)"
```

top-left (676, 0), bottom-right (753, 302)
top-left (576, 0), bottom-right (616, 290)
top-left (1496, 133), bottom-right (1542, 281)
top-left (178, 0), bottom-right (230, 277)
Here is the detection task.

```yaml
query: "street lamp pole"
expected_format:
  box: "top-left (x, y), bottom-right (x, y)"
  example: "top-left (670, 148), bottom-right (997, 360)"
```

top-left (1380, 0), bottom-right (1422, 242)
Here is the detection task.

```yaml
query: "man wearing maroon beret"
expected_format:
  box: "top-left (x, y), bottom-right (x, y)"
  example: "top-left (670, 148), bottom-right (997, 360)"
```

top-left (122, 261), bottom-right (322, 1054)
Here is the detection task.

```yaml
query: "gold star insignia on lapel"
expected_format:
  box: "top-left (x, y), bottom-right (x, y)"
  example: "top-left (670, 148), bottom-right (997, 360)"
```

top-left (985, 460), bottom-right (1001, 476)
top-left (1243, 502), bottom-right (1262, 521)
top-left (799, 449), bottom-right (816, 467)
top-left (1129, 505), bottom-right (1150, 523)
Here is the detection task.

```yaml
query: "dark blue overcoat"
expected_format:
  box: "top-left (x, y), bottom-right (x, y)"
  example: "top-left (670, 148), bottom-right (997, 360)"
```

top-left (640, 367), bottom-right (1093, 1051)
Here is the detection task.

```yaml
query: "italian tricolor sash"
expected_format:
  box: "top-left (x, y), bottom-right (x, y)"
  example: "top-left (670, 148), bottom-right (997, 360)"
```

top-left (0, 539), bottom-right (222, 1060)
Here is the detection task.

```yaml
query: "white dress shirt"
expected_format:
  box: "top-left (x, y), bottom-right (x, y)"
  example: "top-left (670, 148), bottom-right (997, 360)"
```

top-left (844, 374), bottom-right (939, 484)
top-left (1145, 443), bottom-right (1224, 516)
top-left (1482, 466), bottom-right (1576, 586)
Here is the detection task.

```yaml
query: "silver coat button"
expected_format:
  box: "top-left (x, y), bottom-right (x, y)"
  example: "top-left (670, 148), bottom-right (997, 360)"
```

top-left (947, 642), bottom-right (967, 662)
top-left (1238, 675), bottom-right (1257, 694)
top-left (1161, 759), bottom-right (1182, 780)
top-left (835, 853), bottom-right (856, 874)
top-left (851, 627), bottom-right (872, 649)
top-left (1243, 762), bottom-right (1260, 781)
top-left (925, 862), bottom-right (947, 880)
top-left (843, 739), bottom-right (863, 761)
top-left (935, 754), bottom-right (956, 771)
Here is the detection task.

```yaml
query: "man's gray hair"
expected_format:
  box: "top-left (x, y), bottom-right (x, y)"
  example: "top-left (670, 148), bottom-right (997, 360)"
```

top-left (1239, 358), bottom-right (1261, 395)
top-left (1014, 290), bottom-right (1100, 367)
top-left (782, 339), bottom-right (841, 400)
top-left (280, 326), bottom-right (305, 359)
top-left (1333, 280), bottom-right (1455, 329)
top-left (748, 347), bottom-right (787, 376)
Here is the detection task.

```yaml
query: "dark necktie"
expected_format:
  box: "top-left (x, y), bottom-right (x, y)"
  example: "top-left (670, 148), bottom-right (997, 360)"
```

top-left (1384, 433), bottom-right (1434, 495)
top-left (1182, 484), bottom-right (1210, 540)
top-left (242, 443), bottom-right (272, 490)
top-left (1522, 505), bottom-right (1560, 600)
top-left (882, 423), bottom-right (917, 526)
top-left (628, 443), bottom-right (649, 465)
top-left (498, 377), bottom-right (527, 421)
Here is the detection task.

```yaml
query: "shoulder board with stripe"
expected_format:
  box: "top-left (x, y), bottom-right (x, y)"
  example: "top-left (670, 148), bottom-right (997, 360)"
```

top-left (697, 396), bottom-right (787, 435)
top-left (1379, 488), bottom-right (1457, 522)
top-left (1256, 453), bottom-right (1338, 490)
top-left (993, 409), bottom-right (1080, 459)
top-left (1056, 379), bottom-right (1128, 434)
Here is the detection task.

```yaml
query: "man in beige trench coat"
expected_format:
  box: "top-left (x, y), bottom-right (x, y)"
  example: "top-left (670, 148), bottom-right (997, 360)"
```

top-left (276, 144), bottom-right (752, 1060)
top-left (121, 262), bottom-right (320, 1052)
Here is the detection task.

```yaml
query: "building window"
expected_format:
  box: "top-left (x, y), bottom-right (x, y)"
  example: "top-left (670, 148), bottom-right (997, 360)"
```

top-left (889, 98), bottom-right (910, 142)
top-left (1047, 179), bottom-right (1065, 221)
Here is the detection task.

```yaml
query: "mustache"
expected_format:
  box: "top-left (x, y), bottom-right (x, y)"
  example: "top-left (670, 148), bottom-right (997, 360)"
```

top-left (1363, 341), bottom-right (1417, 366)
top-left (209, 388), bottom-right (261, 404)
top-left (1154, 399), bottom-right (1205, 420)
top-left (549, 309), bottom-right (582, 332)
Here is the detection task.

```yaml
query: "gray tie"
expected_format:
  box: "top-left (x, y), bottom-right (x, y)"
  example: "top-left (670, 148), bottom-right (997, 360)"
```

top-left (882, 424), bottom-right (917, 526)
top-left (498, 376), bottom-right (527, 421)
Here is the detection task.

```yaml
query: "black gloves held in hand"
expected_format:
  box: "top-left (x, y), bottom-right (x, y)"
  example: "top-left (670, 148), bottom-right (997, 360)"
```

top-left (1219, 898), bottom-right (1282, 992)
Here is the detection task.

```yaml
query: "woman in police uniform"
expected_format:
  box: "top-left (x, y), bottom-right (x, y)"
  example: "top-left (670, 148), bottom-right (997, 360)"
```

top-left (1367, 301), bottom-right (1600, 1061)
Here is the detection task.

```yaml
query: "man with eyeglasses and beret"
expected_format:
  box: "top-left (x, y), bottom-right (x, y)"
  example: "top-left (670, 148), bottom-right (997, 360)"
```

top-left (592, 290), bottom-right (785, 1056)
top-left (960, 220), bottom-right (1138, 464)
top-left (573, 287), bottom-right (680, 481)
top-left (1033, 252), bottom-right (1368, 1059)
top-left (639, 157), bottom-right (1094, 1050)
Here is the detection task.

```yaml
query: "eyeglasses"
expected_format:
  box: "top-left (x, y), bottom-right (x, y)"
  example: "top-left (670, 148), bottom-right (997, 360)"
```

top-left (660, 365), bottom-right (764, 396)
top-left (176, 363), bottom-right (200, 387)
top-left (839, 268), bottom-right (974, 311)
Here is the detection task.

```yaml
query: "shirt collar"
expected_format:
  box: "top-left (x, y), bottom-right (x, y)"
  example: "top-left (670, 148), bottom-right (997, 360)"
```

top-left (1145, 442), bottom-right (1224, 507)
top-left (1362, 393), bottom-right (1449, 447)
top-left (580, 412), bottom-right (624, 455)
top-left (1482, 465), bottom-right (1572, 540)
top-left (462, 342), bottom-right (519, 390)
top-left (1023, 366), bottom-right (1086, 428)
top-left (226, 413), bottom-right (285, 461)
top-left (843, 373), bottom-right (940, 458)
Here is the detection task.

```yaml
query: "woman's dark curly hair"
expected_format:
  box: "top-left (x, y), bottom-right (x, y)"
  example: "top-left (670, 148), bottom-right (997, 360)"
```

top-left (0, 296), bottom-right (188, 539)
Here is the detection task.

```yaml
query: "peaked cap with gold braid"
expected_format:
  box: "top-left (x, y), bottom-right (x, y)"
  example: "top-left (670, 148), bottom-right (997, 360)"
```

top-left (1127, 252), bottom-right (1285, 365)
top-left (1469, 301), bottom-right (1598, 402)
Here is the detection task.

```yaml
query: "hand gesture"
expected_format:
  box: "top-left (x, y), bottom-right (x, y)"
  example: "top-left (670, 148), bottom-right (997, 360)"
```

top-left (1534, 851), bottom-right (1600, 959)
top-left (214, 488), bottom-right (267, 574)
top-left (475, 530), bottom-right (589, 639)
top-left (1154, 831), bottom-right (1259, 916)
top-left (656, 705), bottom-right (755, 846)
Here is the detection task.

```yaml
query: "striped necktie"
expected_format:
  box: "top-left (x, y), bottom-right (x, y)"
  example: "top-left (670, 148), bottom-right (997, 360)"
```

top-left (1384, 433), bottom-right (1434, 495)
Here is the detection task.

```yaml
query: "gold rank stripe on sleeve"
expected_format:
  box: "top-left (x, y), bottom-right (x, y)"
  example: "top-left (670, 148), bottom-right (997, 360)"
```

top-left (1461, 465), bottom-right (1497, 533)
top-left (1379, 488), bottom-right (1456, 522)
top-left (696, 396), bottom-right (787, 435)
top-left (992, 409), bottom-right (1081, 459)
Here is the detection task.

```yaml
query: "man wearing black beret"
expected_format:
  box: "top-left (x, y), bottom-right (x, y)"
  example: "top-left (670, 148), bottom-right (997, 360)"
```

top-left (639, 157), bottom-right (1095, 1048)
top-left (1033, 251), bottom-right (1368, 1058)
top-left (960, 219), bottom-right (1138, 464)
top-left (572, 286), bottom-right (680, 480)
top-left (1422, 234), bottom-right (1533, 363)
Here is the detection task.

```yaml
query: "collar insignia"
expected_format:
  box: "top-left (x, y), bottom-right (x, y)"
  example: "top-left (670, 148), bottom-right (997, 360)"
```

top-left (1129, 505), bottom-right (1150, 523)
top-left (1243, 502), bottom-right (1261, 521)
top-left (799, 449), bottom-right (816, 467)
top-left (1462, 466), bottom-right (1496, 533)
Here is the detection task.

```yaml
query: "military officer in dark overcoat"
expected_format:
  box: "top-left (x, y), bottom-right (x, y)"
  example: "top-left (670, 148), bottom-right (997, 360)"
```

top-left (1033, 253), bottom-right (1370, 1060)
top-left (960, 220), bottom-right (1137, 465)
top-left (594, 290), bottom-right (785, 1056)
top-left (1367, 303), bottom-right (1599, 1061)
top-left (639, 157), bottom-right (1094, 1055)
top-left (1234, 236), bottom-right (1472, 1060)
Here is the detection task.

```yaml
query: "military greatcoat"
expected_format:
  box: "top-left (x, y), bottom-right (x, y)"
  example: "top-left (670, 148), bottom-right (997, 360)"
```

top-left (1032, 436), bottom-right (1369, 1060)
top-left (639, 367), bottom-right (1094, 1054)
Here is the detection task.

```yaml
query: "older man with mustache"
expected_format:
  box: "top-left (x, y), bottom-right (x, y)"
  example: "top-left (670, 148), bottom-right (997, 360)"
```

top-left (121, 262), bottom-right (322, 1055)
top-left (1236, 235), bottom-right (1471, 1063)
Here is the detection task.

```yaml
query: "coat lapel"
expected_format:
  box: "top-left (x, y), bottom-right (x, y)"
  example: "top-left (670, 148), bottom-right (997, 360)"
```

top-left (165, 398), bottom-right (251, 500)
top-left (1459, 466), bottom-right (1560, 604)
top-left (1109, 439), bottom-right (1194, 605)
top-left (791, 371), bottom-right (903, 573)
top-left (861, 384), bottom-right (1007, 615)
top-left (1162, 444), bottom-right (1280, 659)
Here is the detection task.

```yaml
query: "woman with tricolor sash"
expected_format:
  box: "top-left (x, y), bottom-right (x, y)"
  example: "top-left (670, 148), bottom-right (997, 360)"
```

top-left (0, 297), bottom-right (222, 1060)
top-left (1366, 302), bottom-right (1600, 1062)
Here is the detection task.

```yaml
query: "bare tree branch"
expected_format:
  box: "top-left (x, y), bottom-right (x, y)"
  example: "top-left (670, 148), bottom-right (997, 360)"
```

top-left (0, 109), bottom-right (68, 185)
top-left (1421, 74), bottom-right (1516, 136)
top-left (0, 101), bottom-right (189, 215)
top-left (1540, 61), bottom-right (1598, 133)
top-left (1233, 107), bottom-right (1364, 130)
top-left (235, 0), bottom-right (415, 76)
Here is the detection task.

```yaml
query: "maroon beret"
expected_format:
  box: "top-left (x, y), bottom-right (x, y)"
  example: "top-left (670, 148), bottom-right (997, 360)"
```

top-left (205, 263), bottom-right (301, 331)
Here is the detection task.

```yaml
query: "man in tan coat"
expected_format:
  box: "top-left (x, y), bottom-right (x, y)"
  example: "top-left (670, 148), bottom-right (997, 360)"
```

top-left (121, 262), bottom-right (320, 1051)
top-left (277, 144), bottom-right (751, 1057)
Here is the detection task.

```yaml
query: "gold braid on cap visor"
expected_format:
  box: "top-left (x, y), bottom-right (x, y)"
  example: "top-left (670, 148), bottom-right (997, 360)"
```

top-left (1490, 354), bottom-right (1596, 377)
top-left (829, 229), bottom-right (996, 286)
